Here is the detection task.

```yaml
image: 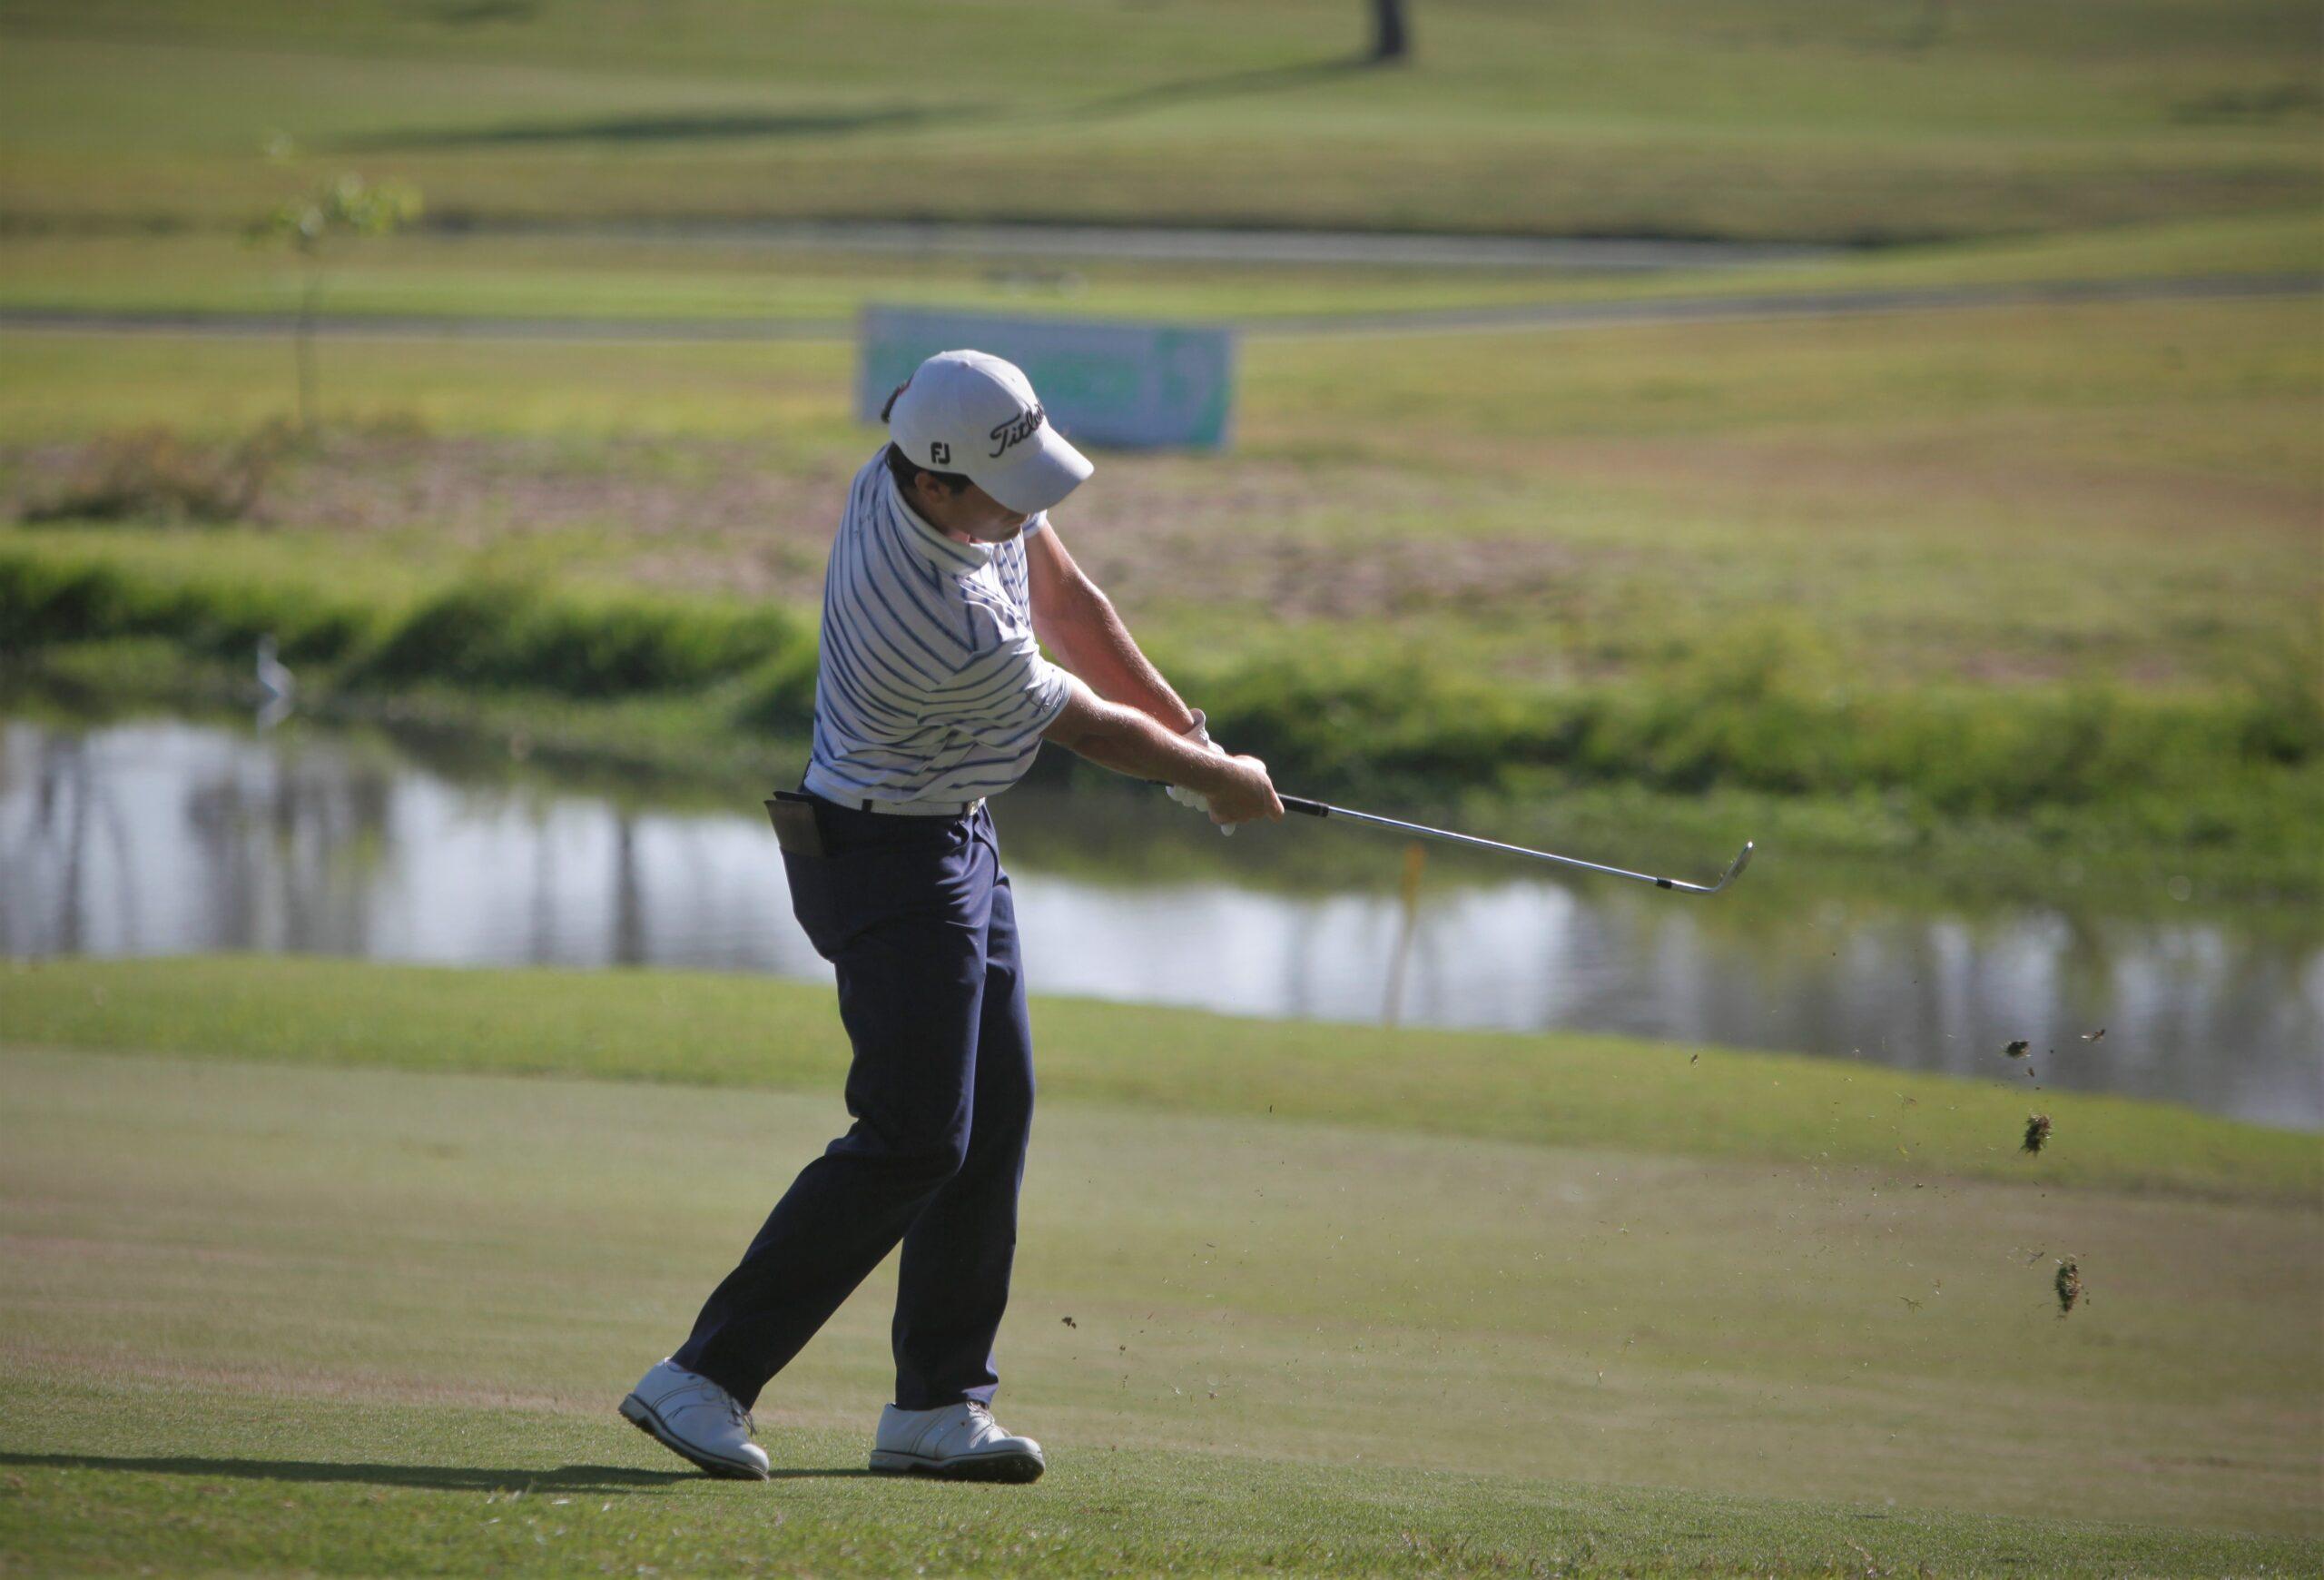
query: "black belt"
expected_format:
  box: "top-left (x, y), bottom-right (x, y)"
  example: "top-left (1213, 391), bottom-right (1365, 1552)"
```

top-left (767, 789), bottom-right (980, 857)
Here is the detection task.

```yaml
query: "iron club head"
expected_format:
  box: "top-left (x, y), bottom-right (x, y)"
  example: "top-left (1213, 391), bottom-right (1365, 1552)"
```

top-left (1665, 840), bottom-right (1755, 895)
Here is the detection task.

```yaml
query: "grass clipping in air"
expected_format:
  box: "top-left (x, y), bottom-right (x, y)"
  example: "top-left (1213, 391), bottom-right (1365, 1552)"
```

top-left (2023, 1113), bottom-right (2052, 1154)
top-left (2055, 1256), bottom-right (2083, 1318)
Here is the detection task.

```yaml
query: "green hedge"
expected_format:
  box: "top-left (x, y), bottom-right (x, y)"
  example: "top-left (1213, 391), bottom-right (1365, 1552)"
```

top-left (5, 542), bottom-right (2317, 824)
top-left (0, 551), bottom-right (381, 664)
top-left (357, 581), bottom-right (801, 698)
top-left (2, 548), bottom-right (803, 704)
top-left (1189, 646), bottom-right (2319, 817)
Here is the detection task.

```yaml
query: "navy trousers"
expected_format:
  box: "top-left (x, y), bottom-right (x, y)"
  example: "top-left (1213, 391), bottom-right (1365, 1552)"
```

top-left (673, 798), bottom-right (1034, 1412)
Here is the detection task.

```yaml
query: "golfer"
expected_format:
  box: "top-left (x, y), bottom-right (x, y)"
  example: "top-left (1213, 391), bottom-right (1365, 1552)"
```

top-left (623, 350), bottom-right (1281, 1482)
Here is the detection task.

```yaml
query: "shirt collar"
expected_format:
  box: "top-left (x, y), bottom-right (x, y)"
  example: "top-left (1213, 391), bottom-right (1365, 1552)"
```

top-left (883, 467), bottom-right (992, 573)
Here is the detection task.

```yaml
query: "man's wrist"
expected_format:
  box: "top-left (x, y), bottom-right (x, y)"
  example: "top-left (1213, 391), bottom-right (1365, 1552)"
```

top-left (1187, 749), bottom-right (1243, 797)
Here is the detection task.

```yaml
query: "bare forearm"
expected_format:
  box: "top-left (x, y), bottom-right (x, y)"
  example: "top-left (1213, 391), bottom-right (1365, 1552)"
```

top-left (1039, 583), bottom-right (1195, 734)
top-left (1042, 674), bottom-right (1284, 825)
top-left (1045, 678), bottom-right (1235, 792)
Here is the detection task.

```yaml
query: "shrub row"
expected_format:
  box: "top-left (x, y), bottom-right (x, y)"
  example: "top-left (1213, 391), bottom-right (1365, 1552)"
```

top-left (1189, 653), bottom-right (2321, 817)
top-left (16, 425), bottom-right (285, 528)
top-left (5, 545), bottom-right (2315, 818)
top-left (357, 582), bottom-right (802, 697)
top-left (0, 550), bottom-right (380, 665)
top-left (0, 548), bottom-right (803, 702)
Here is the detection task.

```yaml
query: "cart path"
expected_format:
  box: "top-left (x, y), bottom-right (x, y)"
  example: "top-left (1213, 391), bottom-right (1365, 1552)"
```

top-left (3, 272), bottom-right (2312, 343)
top-left (466, 218), bottom-right (1839, 272)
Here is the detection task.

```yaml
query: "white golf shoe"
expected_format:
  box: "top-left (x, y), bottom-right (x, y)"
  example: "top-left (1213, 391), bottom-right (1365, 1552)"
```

top-left (869, 1400), bottom-right (1045, 1483)
top-left (619, 1358), bottom-right (770, 1481)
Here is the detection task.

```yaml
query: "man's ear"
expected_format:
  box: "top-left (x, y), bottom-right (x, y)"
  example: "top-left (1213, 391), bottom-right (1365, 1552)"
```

top-left (911, 471), bottom-right (960, 511)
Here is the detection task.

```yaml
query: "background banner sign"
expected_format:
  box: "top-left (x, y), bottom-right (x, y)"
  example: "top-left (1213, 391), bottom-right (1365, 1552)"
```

top-left (857, 306), bottom-right (1235, 451)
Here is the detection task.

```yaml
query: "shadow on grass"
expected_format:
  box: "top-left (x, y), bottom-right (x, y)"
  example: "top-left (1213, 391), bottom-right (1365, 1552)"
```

top-left (340, 105), bottom-right (950, 150)
top-left (1068, 55), bottom-right (1373, 122)
top-left (0, 1451), bottom-right (871, 1492)
top-left (337, 54), bottom-right (1373, 153)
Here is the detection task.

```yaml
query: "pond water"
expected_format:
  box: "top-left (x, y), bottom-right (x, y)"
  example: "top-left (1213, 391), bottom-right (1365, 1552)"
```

top-left (2, 716), bottom-right (2316, 1129)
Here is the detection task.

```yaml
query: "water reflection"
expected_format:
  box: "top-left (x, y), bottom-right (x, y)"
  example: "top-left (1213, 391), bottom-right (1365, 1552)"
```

top-left (2, 717), bottom-right (2317, 1129)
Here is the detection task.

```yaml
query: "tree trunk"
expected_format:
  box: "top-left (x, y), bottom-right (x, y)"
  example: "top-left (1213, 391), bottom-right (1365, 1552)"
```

top-left (1369, 0), bottom-right (1410, 62)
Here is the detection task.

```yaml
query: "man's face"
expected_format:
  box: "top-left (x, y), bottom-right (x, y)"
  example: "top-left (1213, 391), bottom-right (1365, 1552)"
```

top-left (912, 474), bottom-right (1034, 544)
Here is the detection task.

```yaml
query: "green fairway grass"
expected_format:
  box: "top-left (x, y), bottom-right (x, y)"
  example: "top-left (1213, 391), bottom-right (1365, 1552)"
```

top-left (2, 1), bottom-right (2318, 241)
top-left (4, 956), bottom-right (2313, 1202)
top-left (0, 1014), bottom-right (2315, 1573)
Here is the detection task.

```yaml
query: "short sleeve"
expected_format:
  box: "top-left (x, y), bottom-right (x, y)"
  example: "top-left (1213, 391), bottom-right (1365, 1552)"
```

top-left (920, 606), bottom-right (1071, 746)
top-left (1022, 509), bottom-right (1048, 537)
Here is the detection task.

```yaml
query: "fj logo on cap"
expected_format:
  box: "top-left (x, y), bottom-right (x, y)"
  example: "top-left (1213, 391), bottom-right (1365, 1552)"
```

top-left (988, 403), bottom-right (1046, 459)
top-left (929, 440), bottom-right (950, 464)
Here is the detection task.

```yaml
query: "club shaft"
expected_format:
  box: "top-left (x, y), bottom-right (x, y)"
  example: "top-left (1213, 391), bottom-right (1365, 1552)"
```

top-left (1280, 795), bottom-right (1710, 893)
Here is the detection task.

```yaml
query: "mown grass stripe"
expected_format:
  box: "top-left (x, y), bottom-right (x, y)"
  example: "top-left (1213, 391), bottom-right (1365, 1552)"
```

top-left (2, 955), bottom-right (2312, 1202)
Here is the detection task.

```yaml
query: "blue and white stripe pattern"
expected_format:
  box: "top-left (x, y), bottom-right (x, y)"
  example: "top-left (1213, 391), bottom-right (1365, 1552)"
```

top-left (801, 450), bottom-right (1071, 808)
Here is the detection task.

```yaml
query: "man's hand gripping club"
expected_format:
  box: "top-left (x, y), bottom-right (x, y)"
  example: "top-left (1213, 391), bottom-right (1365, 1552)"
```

top-left (1162, 708), bottom-right (1244, 834)
top-left (1042, 677), bottom-right (1284, 828)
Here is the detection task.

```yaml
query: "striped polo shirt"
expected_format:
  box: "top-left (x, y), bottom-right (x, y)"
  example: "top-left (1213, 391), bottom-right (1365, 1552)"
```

top-left (801, 449), bottom-right (1072, 808)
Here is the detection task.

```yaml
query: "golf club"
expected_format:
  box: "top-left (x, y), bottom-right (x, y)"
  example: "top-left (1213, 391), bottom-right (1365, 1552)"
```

top-left (1277, 795), bottom-right (1755, 895)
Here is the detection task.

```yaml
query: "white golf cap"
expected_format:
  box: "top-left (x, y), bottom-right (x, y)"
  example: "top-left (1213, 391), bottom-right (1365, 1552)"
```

top-left (886, 349), bottom-right (1094, 515)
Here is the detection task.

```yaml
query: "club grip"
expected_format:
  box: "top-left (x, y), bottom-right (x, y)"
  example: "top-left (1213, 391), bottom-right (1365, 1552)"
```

top-left (1279, 795), bottom-right (1330, 817)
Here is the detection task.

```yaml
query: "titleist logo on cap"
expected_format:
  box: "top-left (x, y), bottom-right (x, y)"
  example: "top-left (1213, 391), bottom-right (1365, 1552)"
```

top-left (988, 403), bottom-right (1046, 459)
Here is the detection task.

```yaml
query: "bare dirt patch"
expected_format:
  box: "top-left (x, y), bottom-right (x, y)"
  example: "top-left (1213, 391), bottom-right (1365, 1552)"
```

top-left (9, 426), bottom-right (2305, 692)
top-left (5, 433), bottom-right (1600, 621)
